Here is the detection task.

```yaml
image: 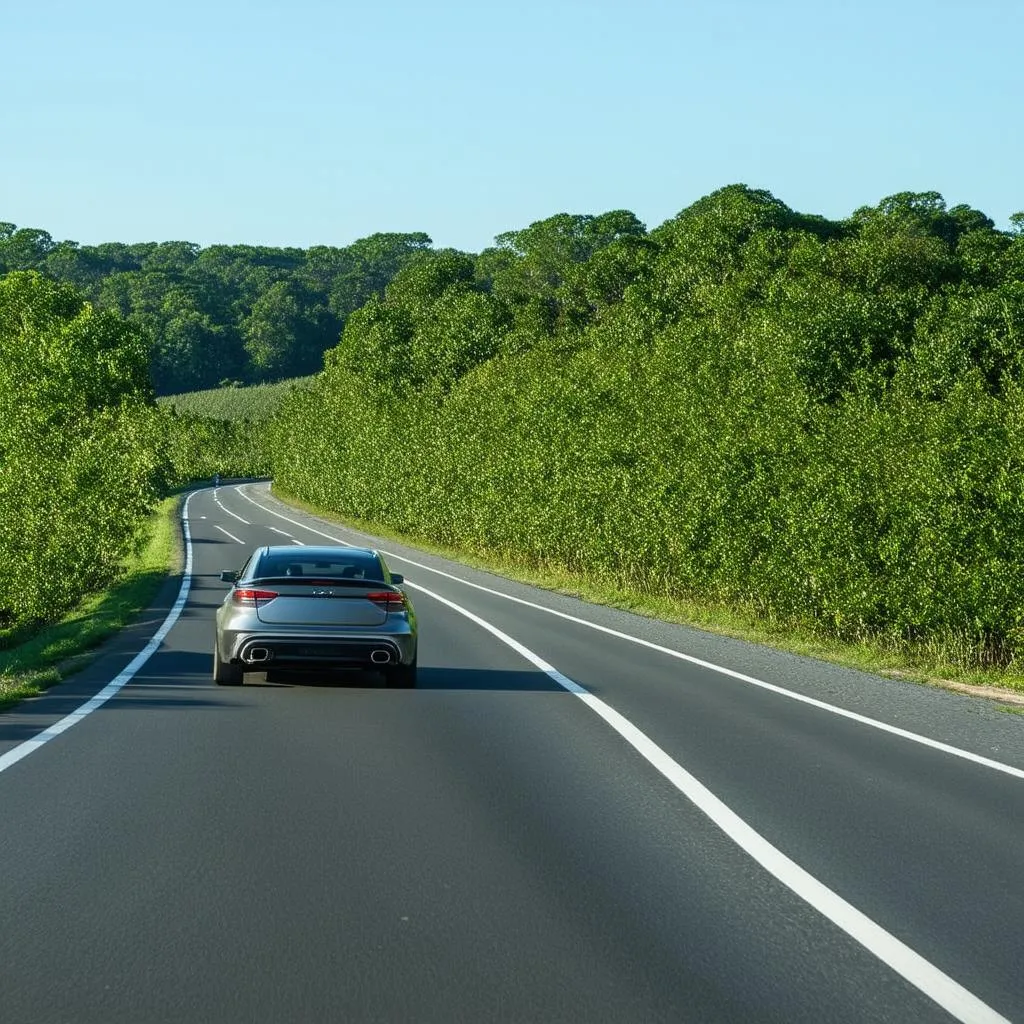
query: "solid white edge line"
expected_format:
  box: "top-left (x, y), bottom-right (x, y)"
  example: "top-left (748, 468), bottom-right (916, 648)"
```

top-left (234, 485), bottom-right (1024, 782)
top-left (234, 483), bottom-right (1011, 1021)
top-left (419, 575), bottom-right (1011, 1024)
top-left (0, 492), bottom-right (196, 776)
top-left (214, 525), bottom-right (244, 545)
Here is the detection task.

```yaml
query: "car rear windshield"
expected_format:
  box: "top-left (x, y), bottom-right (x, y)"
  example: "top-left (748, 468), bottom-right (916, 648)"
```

top-left (252, 553), bottom-right (386, 582)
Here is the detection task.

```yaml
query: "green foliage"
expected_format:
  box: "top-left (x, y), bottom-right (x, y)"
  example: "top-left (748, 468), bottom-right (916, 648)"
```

top-left (1, 224), bottom-right (433, 394)
top-left (159, 376), bottom-right (315, 421)
top-left (270, 186), bottom-right (1024, 669)
top-left (0, 273), bottom-right (163, 632)
top-left (334, 249), bottom-right (502, 396)
top-left (158, 410), bottom-right (271, 486)
top-left (8, 185), bottom-right (1024, 670)
top-left (0, 271), bottom-right (283, 641)
top-left (155, 378), bottom-right (313, 484)
top-left (1, 495), bottom-right (179, 708)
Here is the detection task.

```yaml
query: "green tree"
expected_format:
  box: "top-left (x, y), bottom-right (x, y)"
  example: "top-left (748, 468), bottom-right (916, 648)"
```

top-left (0, 272), bottom-right (160, 630)
top-left (241, 279), bottom-right (335, 377)
top-left (0, 227), bottom-right (55, 272)
top-left (269, 186), bottom-right (1024, 669)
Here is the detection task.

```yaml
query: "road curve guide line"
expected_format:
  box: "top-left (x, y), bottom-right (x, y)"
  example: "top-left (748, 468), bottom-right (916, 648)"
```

top-left (234, 485), bottom-right (1024, 782)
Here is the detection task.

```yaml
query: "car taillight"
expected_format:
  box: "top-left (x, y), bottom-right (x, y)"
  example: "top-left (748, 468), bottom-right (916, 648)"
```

top-left (366, 591), bottom-right (406, 609)
top-left (233, 588), bottom-right (279, 606)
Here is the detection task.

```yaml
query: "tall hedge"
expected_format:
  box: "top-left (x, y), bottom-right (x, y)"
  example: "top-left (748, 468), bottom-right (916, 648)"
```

top-left (271, 187), bottom-right (1024, 665)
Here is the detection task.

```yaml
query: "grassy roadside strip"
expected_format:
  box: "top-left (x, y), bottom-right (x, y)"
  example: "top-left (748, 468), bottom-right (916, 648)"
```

top-left (271, 487), bottom-right (1024, 710)
top-left (0, 495), bottom-right (182, 712)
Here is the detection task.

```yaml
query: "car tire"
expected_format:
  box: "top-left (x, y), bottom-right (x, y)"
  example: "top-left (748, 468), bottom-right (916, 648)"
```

top-left (213, 642), bottom-right (244, 686)
top-left (385, 657), bottom-right (417, 689)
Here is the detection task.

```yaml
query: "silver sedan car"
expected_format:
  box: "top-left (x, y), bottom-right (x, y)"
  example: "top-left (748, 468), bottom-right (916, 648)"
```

top-left (214, 545), bottom-right (417, 687)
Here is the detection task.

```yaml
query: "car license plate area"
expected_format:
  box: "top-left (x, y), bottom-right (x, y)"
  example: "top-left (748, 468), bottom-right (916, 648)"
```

top-left (255, 595), bottom-right (387, 627)
top-left (291, 643), bottom-right (357, 660)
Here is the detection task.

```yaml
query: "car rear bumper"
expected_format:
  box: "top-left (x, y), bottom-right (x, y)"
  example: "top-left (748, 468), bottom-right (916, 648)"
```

top-left (222, 629), bottom-right (417, 669)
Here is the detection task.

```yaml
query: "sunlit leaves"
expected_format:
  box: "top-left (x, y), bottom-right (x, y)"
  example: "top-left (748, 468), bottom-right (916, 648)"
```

top-left (0, 273), bottom-right (160, 630)
top-left (268, 187), bottom-right (1024, 667)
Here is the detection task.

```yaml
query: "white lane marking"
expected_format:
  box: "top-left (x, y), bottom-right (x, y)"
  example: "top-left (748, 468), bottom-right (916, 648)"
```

top-left (234, 485), bottom-right (1024, 781)
top-left (214, 525), bottom-right (244, 545)
top-left (0, 494), bottom-right (196, 776)
top-left (269, 527), bottom-right (293, 537)
top-left (213, 494), bottom-right (250, 525)
top-left (418, 577), bottom-right (1012, 1024)
top-left (232, 484), bottom-right (1011, 1020)
top-left (291, 540), bottom-right (305, 545)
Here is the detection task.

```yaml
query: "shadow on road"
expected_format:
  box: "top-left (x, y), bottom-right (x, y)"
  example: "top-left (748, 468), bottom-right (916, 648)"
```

top-left (106, 691), bottom-right (240, 710)
top-left (257, 665), bottom-right (565, 692)
top-left (180, 601), bottom-right (227, 617)
top-left (0, 665), bottom-right (567, 751)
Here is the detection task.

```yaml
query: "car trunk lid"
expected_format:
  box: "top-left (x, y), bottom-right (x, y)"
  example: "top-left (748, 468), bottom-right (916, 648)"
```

top-left (251, 579), bottom-right (391, 627)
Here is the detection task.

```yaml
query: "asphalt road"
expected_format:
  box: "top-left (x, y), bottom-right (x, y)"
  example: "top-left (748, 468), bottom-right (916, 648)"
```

top-left (1, 482), bottom-right (1022, 1023)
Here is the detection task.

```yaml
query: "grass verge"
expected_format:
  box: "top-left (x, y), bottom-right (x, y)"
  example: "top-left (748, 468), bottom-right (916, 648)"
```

top-left (272, 487), bottom-right (1024, 706)
top-left (0, 495), bottom-right (181, 712)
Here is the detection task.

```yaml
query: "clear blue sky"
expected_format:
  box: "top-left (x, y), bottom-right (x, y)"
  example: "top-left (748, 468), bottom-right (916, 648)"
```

top-left (3, 0), bottom-right (1021, 252)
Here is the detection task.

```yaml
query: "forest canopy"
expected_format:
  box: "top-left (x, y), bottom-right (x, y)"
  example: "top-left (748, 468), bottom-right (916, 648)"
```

top-left (0, 223), bottom-right (432, 393)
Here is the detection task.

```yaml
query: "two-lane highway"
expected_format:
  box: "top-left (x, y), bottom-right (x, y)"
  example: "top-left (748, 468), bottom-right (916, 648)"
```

top-left (1, 482), bottom-right (1021, 1022)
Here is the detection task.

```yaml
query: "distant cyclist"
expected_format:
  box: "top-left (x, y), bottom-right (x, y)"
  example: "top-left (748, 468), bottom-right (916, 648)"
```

top-left (213, 472), bottom-right (221, 488)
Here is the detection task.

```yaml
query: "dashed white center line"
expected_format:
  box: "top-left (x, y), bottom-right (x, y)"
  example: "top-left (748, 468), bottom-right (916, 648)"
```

top-left (211, 493), bottom-right (249, 524)
top-left (214, 495), bottom-right (250, 524)
top-left (214, 525), bottom-right (244, 544)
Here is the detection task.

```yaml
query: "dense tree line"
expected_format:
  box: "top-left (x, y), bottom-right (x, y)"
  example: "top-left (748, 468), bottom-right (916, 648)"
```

top-left (0, 223), bottom-right (431, 393)
top-left (271, 187), bottom-right (1024, 667)
top-left (0, 217), bottom-right (431, 633)
top-left (0, 272), bottom-right (164, 633)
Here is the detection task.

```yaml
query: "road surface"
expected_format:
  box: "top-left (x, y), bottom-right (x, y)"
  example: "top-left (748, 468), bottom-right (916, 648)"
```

top-left (1, 482), bottom-right (1021, 1023)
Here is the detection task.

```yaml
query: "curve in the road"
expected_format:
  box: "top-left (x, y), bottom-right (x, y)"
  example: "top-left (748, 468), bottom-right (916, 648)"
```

top-left (1, 482), bottom-right (1018, 1023)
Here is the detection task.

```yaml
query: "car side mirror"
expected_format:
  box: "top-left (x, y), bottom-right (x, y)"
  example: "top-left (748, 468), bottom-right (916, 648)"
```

top-left (220, 570), bottom-right (240, 583)
top-left (391, 573), bottom-right (404, 585)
